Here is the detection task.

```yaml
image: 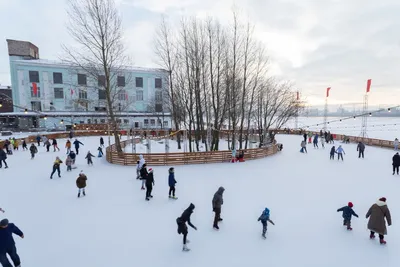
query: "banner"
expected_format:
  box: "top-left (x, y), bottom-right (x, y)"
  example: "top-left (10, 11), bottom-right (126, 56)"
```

top-left (32, 82), bottom-right (38, 96)
top-left (326, 87), bottom-right (331, 98)
top-left (366, 79), bottom-right (372, 93)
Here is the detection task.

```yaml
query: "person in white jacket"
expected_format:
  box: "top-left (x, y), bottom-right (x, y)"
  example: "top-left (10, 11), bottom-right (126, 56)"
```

top-left (394, 138), bottom-right (399, 151)
top-left (137, 155), bottom-right (146, 182)
top-left (320, 136), bottom-right (325, 148)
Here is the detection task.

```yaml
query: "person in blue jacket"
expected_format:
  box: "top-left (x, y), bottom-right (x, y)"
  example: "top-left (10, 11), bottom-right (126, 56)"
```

top-left (313, 134), bottom-right (319, 148)
top-left (0, 219), bottom-right (24, 267)
top-left (257, 207), bottom-right (275, 239)
top-left (336, 145), bottom-right (345, 161)
top-left (73, 139), bottom-right (84, 155)
top-left (337, 202), bottom-right (358, 230)
top-left (168, 167), bottom-right (177, 199)
top-left (330, 146), bottom-right (336, 160)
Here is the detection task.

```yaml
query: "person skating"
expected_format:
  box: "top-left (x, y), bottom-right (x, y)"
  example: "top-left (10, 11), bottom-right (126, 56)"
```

top-left (330, 146), bottom-right (336, 160)
top-left (313, 134), bottom-right (319, 148)
top-left (257, 207), bottom-right (275, 239)
top-left (100, 137), bottom-right (104, 148)
top-left (29, 143), bottom-right (38, 159)
top-left (66, 155), bottom-right (73, 171)
top-left (145, 168), bottom-right (155, 201)
top-left (140, 164), bottom-right (148, 190)
top-left (300, 140), bottom-right (307, 153)
top-left (138, 154), bottom-right (145, 170)
top-left (212, 186), bottom-right (225, 230)
top-left (44, 139), bottom-right (51, 152)
top-left (0, 219), bottom-right (24, 267)
top-left (73, 139), bottom-right (84, 155)
top-left (303, 133), bottom-right (307, 143)
top-left (76, 172), bottom-right (87, 198)
top-left (36, 135), bottom-right (41, 146)
top-left (50, 157), bottom-right (63, 179)
top-left (65, 140), bottom-right (72, 154)
top-left (394, 138), bottom-right (399, 151)
top-left (85, 151), bottom-right (95, 165)
top-left (176, 203), bottom-right (197, 252)
top-left (21, 140), bottom-right (27, 151)
top-left (0, 149), bottom-right (8, 169)
top-left (337, 202), bottom-right (358, 230)
top-left (97, 147), bottom-right (103, 157)
top-left (336, 145), bottom-right (345, 161)
top-left (69, 151), bottom-right (76, 165)
top-left (169, 167), bottom-right (177, 199)
top-left (12, 139), bottom-right (18, 151)
top-left (357, 142), bottom-right (365, 158)
top-left (320, 135), bottom-right (325, 148)
top-left (307, 132), bottom-right (312, 144)
top-left (42, 136), bottom-right (48, 147)
top-left (52, 138), bottom-right (60, 152)
top-left (366, 197), bottom-right (392, 244)
top-left (392, 152), bottom-right (400, 175)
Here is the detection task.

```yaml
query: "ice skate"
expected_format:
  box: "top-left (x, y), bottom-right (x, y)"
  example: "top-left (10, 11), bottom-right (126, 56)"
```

top-left (347, 227), bottom-right (352, 231)
top-left (262, 234), bottom-right (266, 239)
top-left (213, 225), bottom-right (219, 230)
top-left (218, 218), bottom-right (223, 222)
top-left (141, 186), bottom-right (145, 190)
top-left (380, 239), bottom-right (387, 245)
top-left (150, 195), bottom-right (153, 198)
top-left (78, 193), bottom-right (80, 198)
top-left (83, 190), bottom-right (86, 196)
top-left (182, 245), bottom-right (190, 252)
top-left (145, 197), bottom-right (150, 201)
top-left (370, 233), bottom-right (375, 239)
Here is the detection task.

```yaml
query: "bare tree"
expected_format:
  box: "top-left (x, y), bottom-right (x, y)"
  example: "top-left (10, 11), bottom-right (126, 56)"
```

top-left (62, 0), bottom-right (129, 153)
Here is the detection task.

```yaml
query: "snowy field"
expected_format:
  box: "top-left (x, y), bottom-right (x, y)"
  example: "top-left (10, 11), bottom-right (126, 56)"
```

top-left (1, 133), bottom-right (400, 267)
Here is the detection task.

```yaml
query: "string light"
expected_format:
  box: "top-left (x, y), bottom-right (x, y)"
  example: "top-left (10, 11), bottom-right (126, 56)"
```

top-left (388, 108), bottom-right (391, 112)
top-left (24, 108), bottom-right (28, 114)
top-left (44, 115), bottom-right (47, 120)
top-left (60, 119), bottom-right (64, 124)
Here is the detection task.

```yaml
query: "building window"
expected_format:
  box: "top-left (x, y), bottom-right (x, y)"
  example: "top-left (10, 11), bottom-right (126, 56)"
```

top-left (79, 121), bottom-right (85, 124)
top-left (31, 101), bottom-right (41, 111)
top-left (163, 121), bottom-right (169, 127)
top-left (155, 104), bottom-right (163, 112)
top-left (117, 76), bottom-right (125, 87)
top-left (79, 89), bottom-right (87, 99)
top-left (118, 90), bottom-right (127, 101)
top-left (94, 119), bottom-right (98, 124)
top-left (135, 77), bottom-right (143, 88)
top-left (29, 71), bottom-right (39, 83)
top-left (53, 72), bottom-right (63, 84)
top-left (99, 90), bottom-right (106, 100)
top-left (123, 119), bottom-right (129, 124)
top-left (78, 74), bottom-right (87, 85)
top-left (100, 119), bottom-right (106, 123)
top-left (150, 119), bottom-right (155, 126)
top-left (54, 88), bottom-right (64, 99)
top-left (155, 91), bottom-right (162, 102)
top-left (98, 75), bottom-right (105, 87)
top-left (30, 86), bottom-right (41, 98)
top-left (134, 122), bottom-right (139, 128)
top-left (136, 90), bottom-right (143, 101)
top-left (155, 78), bottom-right (162, 89)
top-left (117, 119), bottom-right (122, 124)
top-left (87, 119), bottom-right (92, 124)
top-left (95, 107), bottom-right (107, 111)
top-left (144, 119), bottom-right (149, 126)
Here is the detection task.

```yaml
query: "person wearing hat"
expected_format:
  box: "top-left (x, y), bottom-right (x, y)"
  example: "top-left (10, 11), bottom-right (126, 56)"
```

top-left (366, 197), bottom-right (392, 244)
top-left (257, 207), bottom-right (275, 239)
top-left (337, 202), bottom-right (359, 230)
top-left (176, 203), bottom-right (197, 251)
top-left (168, 167), bottom-right (177, 199)
top-left (212, 186), bottom-right (225, 230)
top-left (76, 172), bottom-right (88, 198)
top-left (145, 168), bottom-right (155, 201)
top-left (392, 152), bottom-right (400, 175)
top-left (0, 219), bottom-right (24, 267)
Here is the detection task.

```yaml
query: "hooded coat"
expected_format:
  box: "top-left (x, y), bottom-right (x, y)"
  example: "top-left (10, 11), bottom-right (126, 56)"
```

top-left (0, 223), bottom-right (23, 253)
top-left (168, 169), bottom-right (177, 187)
top-left (337, 206), bottom-right (358, 221)
top-left (258, 208), bottom-right (270, 223)
top-left (330, 147), bottom-right (336, 155)
top-left (366, 200), bottom-right (392, 235)
top-left (76, 174), bottom-right (87, 188)
top-left (212, 187), bottom-right (225, 209)
top-left (0, 149), bottom-right (6, 160)
top-left (393, 153), bottom-right (400, 167)
top-left (357, 142), bottom-right (365, 152)
top-left (176, 203), bottom-right (196, 234)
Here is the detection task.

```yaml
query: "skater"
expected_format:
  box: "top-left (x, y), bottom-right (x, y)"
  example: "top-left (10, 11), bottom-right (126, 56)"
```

top-left (212, 186), bottom-right (225, 230)
top-left (21, 140), bottom-right (27, 151)
top-left (36, 135), bottom-right (41, 146)
top-left (139, 164), bottom-right (148, 190)
top-left (307, 132), bottom-right (312, 144)
top-left (136, 161), bottom-right (141, 179)
top-left (65, 140), bottom-right (72, 154)
top-left (85, 151), bottom-right (95, 165)
top-left (394, 138), bottom-right (399, 151)
top-left (357, 141), bottom-right (365, 158)
top-left (100, 137), bottom-right (104, 148)
top-left (69, 151), bottom-right (76, 165)
top-left (176, 203), bottom-right (197, 252)
top-left (257, 208), bottom-right (275, 239)
top-left (42, 136), bottom-right (48, 147)
top-left (66, 155), bottom-right (73, 171)
top-left (366, 197), bottom-right (392, 244)
top-left (29, 143), bottom-right (38, 159)
top-left (97, 147), bottom-right (103, 157)
top-left (303, 133), bottom-right (307, 143)
top-left (320, 135), bottom-right (325, 148)
top-left (300, 140), bottom-right (307, 153)
top-left (330, 146), bottom-right (336, 160)
top-left (336, 145), bottom-right (345, 161)
top-left (392, 152), bottom-right (400, 175)
top-left (0, 219), bottom-right (24, 267)
top-left (0, 149), bottom-right (8, 169)
top-left (50, 156), bottom-right (63, 179)
top-left (73, 139), bottom-right (84, 155)
top-left (76, 172), bottom-right (87, 198)
top-left (44, 139), bottom-right (51, 152)
top-left (52, 138), bottom-right (60, 152)
top-left (12, 139), bottom-right (18, 151)
top-left (145, 168), bottom-right (155, 201)
top-left (69, 131), bottom-right (73, 139)
top-left (138, 154), bottom-right (145, 169)
top-left (313, 134), bottom-right (319, 148)
top-left (337, 202), bottom-right (358, 230)
top-left (169, 167), bottom-right (177, 199)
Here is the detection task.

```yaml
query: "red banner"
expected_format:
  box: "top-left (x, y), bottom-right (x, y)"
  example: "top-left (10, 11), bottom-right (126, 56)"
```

top-left (366, 79), bottom-right (372, 93)
top-left (32, 82), bottom-right (38, 96)
top-left (326, 87), bottom-right (331, 98)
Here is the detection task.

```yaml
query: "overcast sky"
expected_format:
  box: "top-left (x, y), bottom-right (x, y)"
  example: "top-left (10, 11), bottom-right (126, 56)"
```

top-left (1, 0), bottom-right (400, 106)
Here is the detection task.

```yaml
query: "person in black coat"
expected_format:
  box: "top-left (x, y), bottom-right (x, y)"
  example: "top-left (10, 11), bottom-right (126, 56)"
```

top-left (0, 149), bottom-right (8, 169)
top-left (303, 133), bottom-right (307, 143)
top-left (330, 146), bottom-right (336, 160)
top-left (73, 139), bottom-right (84, 155)
top-left (357, 142), bottom-right (365, 158)
top-left (176, 203), bottom-right (197, 251)
top-left (140, 164), bottom-right (148, 190)
top-left (100, 137), bottom-right (104, 148)
top-left (145, 168), bottom-right (155, 201)
top-left (52, 138), bottom-right (60, 152)
top-left (0, 219), bottom-right (24, 267)
top-left (393, 152), bottom-right (400, 175)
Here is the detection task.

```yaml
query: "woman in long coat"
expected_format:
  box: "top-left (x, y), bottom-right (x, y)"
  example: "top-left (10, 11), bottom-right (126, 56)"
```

top-left (366, 197), bottom-right (392, 244)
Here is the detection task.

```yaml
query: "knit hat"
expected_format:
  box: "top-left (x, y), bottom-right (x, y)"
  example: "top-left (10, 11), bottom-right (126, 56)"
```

top-left (0, 219), bottom-right (9, 227)
top-left (379, 197), bottom-right (387, 202)
top-left (348, 202), bottom-right (353, 208)
top-left (148, 168), bottom-right (153, 173)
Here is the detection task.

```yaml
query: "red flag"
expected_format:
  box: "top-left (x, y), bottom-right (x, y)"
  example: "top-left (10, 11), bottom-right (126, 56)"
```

top-left (125, 93), bottom-right (128, 101)
top-left (32, 82), bottom-right (38, 96)
top-left (296, 91), bottom-right (299, 100)
top-left (70, 88), bottom-right (74, 95)
top-left (326, 87), bottom-right (331, 98)
top-left (366, 79), bottom-right (372, 93)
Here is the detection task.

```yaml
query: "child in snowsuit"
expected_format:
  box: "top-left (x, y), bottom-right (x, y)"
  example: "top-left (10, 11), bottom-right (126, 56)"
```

top-left (330, 146), bottom-right (336, 160)
top-left (145, 168), bottom-right (155, 201)
top-left (300, 140), bottom-right (307, 153)
top-left (30, 143), bottom-right (38, 159)
top-left (97, 147), bottom-right (103, 157)
top-left (50, 157), bottom-right (63, 179)
top-left (76, 172), bottom-right (87, 198)
top-left (337, 202), bottom-right (358, 230)
top-left (258, 207), bottom-right (275, 239)
top-left (176, 203), bottom-right (197, 251)
top-left (66, 155), bottom-right (73, 171)
top-left (169, 167), bottom-right (177, 199)
top-left (85, 151), bottom-right (95, 165)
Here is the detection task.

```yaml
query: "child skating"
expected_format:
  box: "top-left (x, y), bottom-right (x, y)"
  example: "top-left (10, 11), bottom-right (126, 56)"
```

top-left (330, 146), bottom-right (336, 160)
top-left (76, 172), bottom-right (87, 198)
top-left (168, 167), bottom-right (177, 199)
top-left (337, 202), bottom-right (358, 230)
top-left (85, 151), bottom-right (95, 165)
top-left (66, 155), bottom-right (73, 171)
top-left (176, 203), bottom-right (197, 251)
top-left (257, 207), bottom-right (275, 239)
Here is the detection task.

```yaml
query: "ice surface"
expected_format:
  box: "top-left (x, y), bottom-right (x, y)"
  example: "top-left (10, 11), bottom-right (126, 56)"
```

top-left (1, 134), bottom-right (400, 267)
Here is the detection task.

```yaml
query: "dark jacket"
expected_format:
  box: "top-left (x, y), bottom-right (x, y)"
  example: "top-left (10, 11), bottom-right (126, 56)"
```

top-left (0, 223), bottom-right (23, 253)
top-left (146, 172), bottom-right (155, 186)
top-left (393, 154), bottom-right (400, 167)
top-left (69, 151), bottom-right (76, 160)
top-left (52, 139), bottom-right (57, 145)
top-left (76, 174), bottom-right (87, 188)
top-left (140, 167), bottom-right (148, 180)
top-left (337, 206), bottom-right (358, 221)
top-left (212, 186), bottom-right (225, 209)
top-left (30, 145), bottom-right (38, 154)
top-left (330, 147), bottom-right (336, 155)
top-left (85, 152), bottom-right (94, 160)
top-left (357, 142), bottom-right (365, 152)
top-left (168, 171), bottom-right (177, 187)
top-left (0, 149), bottom-right (6, 160)
top-left (100, 137), bottom-right (104, 145)
top-left (177, 203), bottom-right (196, 229)
top-left (73, 140), bottom-right (84, 148)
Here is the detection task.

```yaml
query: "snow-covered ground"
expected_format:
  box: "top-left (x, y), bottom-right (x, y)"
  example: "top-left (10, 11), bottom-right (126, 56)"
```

top-left (1, 134), bottom-right (400, 267)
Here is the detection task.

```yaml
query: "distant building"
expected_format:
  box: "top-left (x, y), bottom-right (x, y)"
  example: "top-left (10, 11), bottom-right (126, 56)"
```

top-left (0, 85), bottom-right (13, 113)
top-left (5, 39), bottom-right (171, 130)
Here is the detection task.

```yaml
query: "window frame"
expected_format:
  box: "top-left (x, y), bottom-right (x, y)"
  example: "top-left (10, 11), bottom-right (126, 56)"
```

top-left (77, 74), bottom-right (87, 86)
top-left (53, 72), bottom-right (63, 84)
top-left (135, 77), bottom-right (143, 88)
top-left (136, 90), bottom-right (144, 101)
top-left (30, 86), bottom-right (41, 98)
top-left (29, 71), bottom-right (39, 83)
top-left (117, 76), bottom-right (125, 87)
top-left (54, 88), bottom-right (64, 99)
top-left (155, 78), bottom-right (162, 89)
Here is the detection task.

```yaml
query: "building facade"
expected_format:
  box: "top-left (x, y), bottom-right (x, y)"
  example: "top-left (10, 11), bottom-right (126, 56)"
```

top-left (0, 85), bottom-right (13, 113)
top-left (5, 39), bottom-right (171, 130)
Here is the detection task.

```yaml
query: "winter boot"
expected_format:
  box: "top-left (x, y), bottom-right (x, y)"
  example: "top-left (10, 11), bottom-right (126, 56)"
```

top-left (347, 227), bottom-right (352, 231)
top-left (150, 195), bottom-right (153, 198)
top-left (370, 233), bottom-right (375, 239)
top-left (213, 225), bottom-right (219, 230)
top-left (262, 233), bottom-right (266, 239)
top-left (218, 218), bottom-right (223, 222)
top-left (4, 166), bottom-right (8, 169)
top-left (78, 193), bottom-right (81, 198)
top-left (145, 197), bottom-right (150, 201)
top-left (141, 186), bottom-right (145, 190)
top-left (83, 190), bottom-right (86, 196)
top-left (182, 244), bottom-right (190, 252)
top-left (380, 239), bottom-right (387, 245)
